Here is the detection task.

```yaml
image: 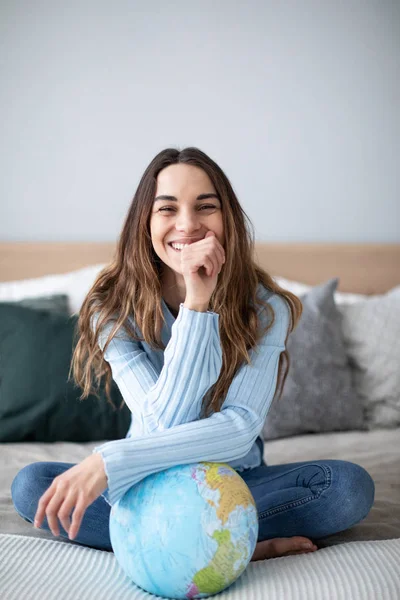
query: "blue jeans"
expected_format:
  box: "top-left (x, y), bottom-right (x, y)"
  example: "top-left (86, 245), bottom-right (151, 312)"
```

top-left (11, 458), bottom-right (375, 552)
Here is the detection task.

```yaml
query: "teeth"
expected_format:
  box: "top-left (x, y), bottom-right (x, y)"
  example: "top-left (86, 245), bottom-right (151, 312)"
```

top-left (171, 243), bottom-right (190, 250)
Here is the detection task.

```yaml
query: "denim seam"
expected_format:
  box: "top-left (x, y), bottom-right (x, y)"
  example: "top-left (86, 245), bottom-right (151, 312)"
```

top-left (257, 464), bottom-right (332, 519)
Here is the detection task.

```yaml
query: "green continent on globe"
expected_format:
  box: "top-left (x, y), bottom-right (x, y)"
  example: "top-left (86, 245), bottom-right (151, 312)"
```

top-left (192, 528), bottom-right (248, 594)
top-left (186, 463), bottom-right (257, 596)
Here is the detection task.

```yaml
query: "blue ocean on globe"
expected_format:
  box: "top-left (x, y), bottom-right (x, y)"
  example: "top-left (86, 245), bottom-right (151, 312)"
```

top-left (109, 462), bottom-right (259, 599)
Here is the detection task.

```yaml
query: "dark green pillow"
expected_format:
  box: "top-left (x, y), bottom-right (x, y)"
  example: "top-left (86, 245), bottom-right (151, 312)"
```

top-left (0, 302), bottom-right (131, 442)
top-left (13, 294), bottom-right (70, 315)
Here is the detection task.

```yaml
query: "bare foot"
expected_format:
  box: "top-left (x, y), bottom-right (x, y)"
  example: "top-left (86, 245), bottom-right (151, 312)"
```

top-left (250, 536), bottom-right (318, 561)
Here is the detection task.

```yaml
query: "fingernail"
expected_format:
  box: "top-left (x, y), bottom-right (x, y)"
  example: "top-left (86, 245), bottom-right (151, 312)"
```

top-left (301, 543), bottom-right (313, 549)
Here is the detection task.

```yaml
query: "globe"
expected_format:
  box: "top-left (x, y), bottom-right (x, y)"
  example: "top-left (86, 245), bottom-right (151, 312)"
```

top-left (109, 462), bottom-right (259, 599)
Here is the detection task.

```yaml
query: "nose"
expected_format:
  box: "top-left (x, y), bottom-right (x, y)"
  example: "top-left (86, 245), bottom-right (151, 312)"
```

top-left (175, 208), bottom-right (202, 233)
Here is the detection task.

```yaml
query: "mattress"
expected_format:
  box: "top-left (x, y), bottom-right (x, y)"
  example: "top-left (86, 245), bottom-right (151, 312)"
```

top-left (1, 427), bottom-right (399, 598)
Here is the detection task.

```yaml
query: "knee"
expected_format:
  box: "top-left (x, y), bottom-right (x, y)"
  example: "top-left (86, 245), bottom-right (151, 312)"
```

top-left (332, 460), bottom-right (375, 527)
top-left (11, 462), bottom-right (49, 522)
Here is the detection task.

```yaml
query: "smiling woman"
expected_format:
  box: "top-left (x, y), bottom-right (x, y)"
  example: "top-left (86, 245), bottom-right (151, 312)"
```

top-left (10, 147), bottom-right (374, 565)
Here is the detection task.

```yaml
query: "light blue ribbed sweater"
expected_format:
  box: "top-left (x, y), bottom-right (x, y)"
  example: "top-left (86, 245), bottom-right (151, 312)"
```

top-left (92, 284), bottom-right (289, 506)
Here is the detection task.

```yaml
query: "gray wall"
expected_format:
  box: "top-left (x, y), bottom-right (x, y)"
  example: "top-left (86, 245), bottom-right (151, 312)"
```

top-left (1, 0), bottom-right (399, 242)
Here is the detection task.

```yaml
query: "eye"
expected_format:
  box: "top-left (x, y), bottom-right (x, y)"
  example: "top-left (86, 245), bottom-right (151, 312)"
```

top-left (159, 205), bottom-right (216, 213)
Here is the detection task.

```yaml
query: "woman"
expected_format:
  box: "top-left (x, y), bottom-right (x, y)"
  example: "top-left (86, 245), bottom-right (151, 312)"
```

top-left (11, 146), bottom-right (375, 561)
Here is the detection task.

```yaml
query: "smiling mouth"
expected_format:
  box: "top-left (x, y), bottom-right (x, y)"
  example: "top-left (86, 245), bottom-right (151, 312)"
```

top-left (168, 244), bottom-right (184, 252)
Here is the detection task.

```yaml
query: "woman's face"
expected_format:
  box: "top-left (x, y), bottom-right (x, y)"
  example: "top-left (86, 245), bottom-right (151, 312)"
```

top-left (150, 163), bottom-right (225, 282)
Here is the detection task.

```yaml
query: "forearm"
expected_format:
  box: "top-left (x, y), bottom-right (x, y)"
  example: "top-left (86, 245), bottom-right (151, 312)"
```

top-left (139, 304), bottom-right (222, 432)
top-left (93, 408), bottom-right (258, 505)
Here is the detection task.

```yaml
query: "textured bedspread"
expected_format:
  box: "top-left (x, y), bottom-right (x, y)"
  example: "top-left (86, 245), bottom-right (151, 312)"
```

top-left (1, 428), bottom-right (399, 599)
top-left (1, 534), bottom-right (399, 600)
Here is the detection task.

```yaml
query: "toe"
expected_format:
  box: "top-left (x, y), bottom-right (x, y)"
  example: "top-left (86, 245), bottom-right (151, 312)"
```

top-left (292, 536), bottom-right (318, 549)
top-left (279, 536), bottom-right (318, 555)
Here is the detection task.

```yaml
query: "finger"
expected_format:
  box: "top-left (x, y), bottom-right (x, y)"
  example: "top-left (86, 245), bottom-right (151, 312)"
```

top-left (183, 251), bottom-right (213, 277)
top-left (58, 499), bottom-right (74, 536)
top-left (212, 238), bottom-right (225, 266)
top-left (206, 253), bottom-right (218, 278)
top-left (204, 243), bottom-right (220, 277)
top-left (213, 246), bottom-right (225, 276)
top-left (214, 247), bottom-right (224, 273)
top-left (189, 256), bottom-right (213, 277)
top-left (45, 491), bottom-right (66, 537)
top-left (206, 235), bottom-right (225, 267)
top-left (34, 483), bottom-right (57, 528)
top-left (43, 479), bottom-right (69, 536)
top-left (69, 498), bottom-right (87, 540)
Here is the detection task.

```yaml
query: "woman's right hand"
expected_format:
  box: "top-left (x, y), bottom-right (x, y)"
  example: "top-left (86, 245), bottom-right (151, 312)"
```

top-left (180, 231), bottom-right (225, 307)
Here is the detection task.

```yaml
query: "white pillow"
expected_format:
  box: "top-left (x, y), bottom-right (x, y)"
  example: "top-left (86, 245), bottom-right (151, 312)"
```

top-left (0, 264), bottom-right (106, 315)
top-left (274, 276), bottom-right (371, 304)
top-left (339, 285), bottom-right (400, 428)
top-left (0, 268), bottom-right (395, 316)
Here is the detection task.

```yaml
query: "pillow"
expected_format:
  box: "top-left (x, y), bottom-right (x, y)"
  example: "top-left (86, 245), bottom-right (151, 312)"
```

top-left (10, 294), bottom-right (70, 315)
top-left (0, 302), bottom-right (132, 442)
top-left (0, 264), bottom-right (106, 315)
top-left (262, 278), bottom-right (364, 440)
top-left (273, 275), bottom-right (369, 305)
top-left (0, 267), bottom-right (367, 316)
top-left (339, 285), bottom-right (400, 429)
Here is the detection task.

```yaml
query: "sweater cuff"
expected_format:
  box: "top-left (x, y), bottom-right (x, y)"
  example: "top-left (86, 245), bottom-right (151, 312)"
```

top-left (177, 303), bottom-right (219, 317)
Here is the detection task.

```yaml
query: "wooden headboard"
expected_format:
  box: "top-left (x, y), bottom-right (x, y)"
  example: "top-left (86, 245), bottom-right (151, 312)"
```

top-left (0, 242), bottom-right (399, 295)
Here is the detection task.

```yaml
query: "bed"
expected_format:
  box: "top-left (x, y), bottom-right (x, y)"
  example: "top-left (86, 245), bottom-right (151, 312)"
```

top-left (0, 241), bottom-right (399, 599)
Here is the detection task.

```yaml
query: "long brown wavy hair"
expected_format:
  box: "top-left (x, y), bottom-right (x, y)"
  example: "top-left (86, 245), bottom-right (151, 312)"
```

top-left (69, 147), bottom-right (302, 419)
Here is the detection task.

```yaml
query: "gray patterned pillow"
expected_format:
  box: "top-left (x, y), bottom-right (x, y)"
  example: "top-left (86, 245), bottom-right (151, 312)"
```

top-left (339, 286), bottom-right (400, 429)
top-left (262, 278), bottom-right (364, 440)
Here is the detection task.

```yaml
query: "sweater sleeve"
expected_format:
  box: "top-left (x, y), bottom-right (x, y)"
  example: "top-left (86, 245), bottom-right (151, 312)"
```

top-left (92, 305), bottom-right (222, 435)
top-left (92, 293), bottom-right (290, 506)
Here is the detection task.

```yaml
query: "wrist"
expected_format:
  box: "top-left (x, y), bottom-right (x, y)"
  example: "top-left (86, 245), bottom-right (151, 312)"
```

top-left (183, 301), bottom-right (209, 313)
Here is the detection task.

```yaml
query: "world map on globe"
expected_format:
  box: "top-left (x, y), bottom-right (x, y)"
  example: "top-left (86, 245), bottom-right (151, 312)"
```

top-left (110, 462), bottom-right (259, 599)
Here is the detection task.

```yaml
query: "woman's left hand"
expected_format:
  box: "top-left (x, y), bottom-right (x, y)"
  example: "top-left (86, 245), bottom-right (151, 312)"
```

top-left (34, 452), bottom-right (108, 540)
